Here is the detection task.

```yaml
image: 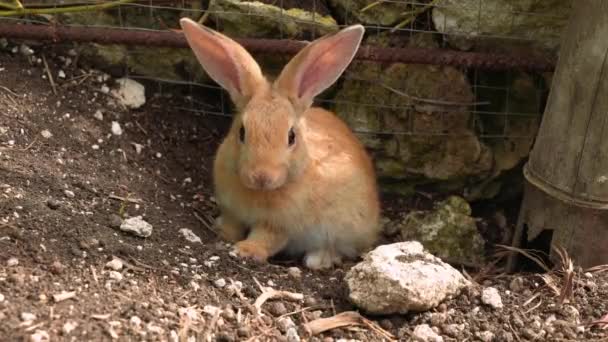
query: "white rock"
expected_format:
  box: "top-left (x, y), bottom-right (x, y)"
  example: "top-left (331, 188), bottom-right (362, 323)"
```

top-left (214, 278), bottom-right (226, 288)
top-left (277, 317), bottom-right (296, 333)
top-left (132, 142), bottom-right (144, 154)
top-left (93, 110), bottom-right (104, 121)
top-left (91, 144), bottom-right (100, 150)
top-left (412, 324), bottom-right (443, 342)
top-left (112, 78), bottom-right (146, 109)
top-left (7, 257), bottom-right (18, 267)
top-left (64, 190), bottom-right (75, 198)
top-left (179, 228), bottom-right (201, 243)
top-left (481, 287), bottom-right (503, 309)
top-left (111, 121), bottom-right (123, 136)
top-left (202, 305), bottom-right (221, 317)
top-left (105, 258), bottom-right (123, 271)
top-left (30, 330), bottom-right (49, 342)
top-left (345, 241), bottom-right (470, 314)
top-left (285, 327), bottom-right (301, 342)
top-left (21, 312), bottom-right (36, 322)
top-left (0, 293), bottom-right (4, 302)
top-left (108, 271), bottom-right (123, 282)
top-left (19, 44), bottom-right (34, 56)
top-left (62, 321), bottom-right (78, 335)
top-left (476, 331), bottom-right (495, 342)
top-left (130, 316), bottom-right (142, 327)
top-left (120, 216), bottom-right (153, 238)
top-left (288, 267), bottom-right (302, 279)
top-left (40, 130), bottom-right (53, 139)
top-left (58, 70), bottom-right (66, 79)
top-left (100, 85), bottom-right (110, 94)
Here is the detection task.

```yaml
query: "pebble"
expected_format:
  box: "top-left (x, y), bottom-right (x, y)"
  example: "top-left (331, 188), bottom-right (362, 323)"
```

top-left (21, 312), bottom-right (37, 322)
top-left (412, 324), bottom-right (443, 342)
top-left (509, 277), bottom-right (525, 292)
top-left (62, 321), bottom-right (78, 335)
top-left (50, 261), bottom-right (65, 274)
top-left (120, 216), bottom-right (153, 238)
top-left (269, 302), bottom-right (288, 316)
top-left (30, 330), bottom-right (49, 342)
top-left (214, 278), bottom-right (226, 288)
top-left (7, 257), bottom-right (19, 267)
top-left (130, 316), bottom-right (142, 327)
top-left (287, 267), bottom-right (302, 279)
top-left (111, 121), bottom-right (123, 136)
top-left (277, 317), bottom-right (296, 333)
top-left (0, 293), bottom-right (4, 302)
top-left (58, 70), bottom-right (66, 79)
top-left (179, 228), bottom-right (202, 244)
top-left (476, 331), bottom-right (494, 342)
top-left (108, 271), bottom-right (123, 281)
top-left (237, 327), bottom-right (250, 337)
top-left (481, 287), bottom-right (503, 309)
top-left (46, 198), bottom-right (61, 210)
top-left (105, 258), bottom-right (124, 271)
top-left (40, 130), bottom-right (53, 139)
top-left (93, 110), bottom-right (104, 121)
top-left (64, 190), bottom-right (75, 198)
top-left (286, 327), bottom-right (300, 342)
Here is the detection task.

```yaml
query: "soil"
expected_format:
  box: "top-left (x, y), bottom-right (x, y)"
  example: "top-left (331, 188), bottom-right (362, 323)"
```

top-left (1, 44), bottom-right (607, 342)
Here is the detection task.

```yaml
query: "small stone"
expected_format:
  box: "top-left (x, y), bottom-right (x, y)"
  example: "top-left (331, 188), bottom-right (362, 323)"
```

top-left (476, 331), bottom-right (495, 342)
top-left (64, 190), bottom-right (75, 198)
top-left (481, 287), bottom-right (503, 309)
top-left (19, 44), bottom-right (34, 56)
top-left (108, 271), bottom-right (123, 281)
top-left (21, 312), bottom-right (36, 322)
top-left (50, 261), bottom-right (65, 274)
top-left (7, 257), bottom-right (19, 267)
top-left (91, 144), bottom-right (100, 150)
top-left (62, 321), bottom-right (78, 335)
top-left (111, 121), bottom-right (123, 136)
top-left (0, 293), bottom-right (3, 302)
top-left (509, 277), bottom-right (525, 292)
top-left (40, 130), bottom-right (53, 139)
top-left (130, 316), bottom-right (142, 327)
top-left (412, 324), bottom-right (443, 342)
top-left (46, 198), bottom-right (61, 210)
top-left (214, 278), bottom-right (227, 288)
top-left (132, 143), bottom-right (144, 154)
top-left (179, 228), bottom-right (202, 243)
top-left (30, 330), bottom-right (49, 342)
top-left (277, 317), bottom-right (296, 333)
top-left (58, 70), bottom-right (66, 79)
top-left (112, 78), bottom-right (146, 109)
top-left (100, 85), bottom-right (110, 94)
top-left (288, 267), bottom-right (302, 279)
top-left (441, 324), bottom-right (464, 338)
top-left (93, 110), bottom-right (104, 121)
top-left (269, 302), bottom-right (288, 316)
top-left (286, 327), bottom-right (300, 342)
top-left (120, 216), bottom-right (153, 238)
top-left (105, 258), bottom-right (123, 271)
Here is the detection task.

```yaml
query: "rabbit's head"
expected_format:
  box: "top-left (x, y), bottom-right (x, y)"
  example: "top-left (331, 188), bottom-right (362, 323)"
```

top-left (180, 18), bottom-right (364, 191)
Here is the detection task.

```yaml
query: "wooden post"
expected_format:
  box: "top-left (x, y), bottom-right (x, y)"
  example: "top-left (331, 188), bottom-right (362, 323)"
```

top-left (509, 1), bottom-right (608, 270)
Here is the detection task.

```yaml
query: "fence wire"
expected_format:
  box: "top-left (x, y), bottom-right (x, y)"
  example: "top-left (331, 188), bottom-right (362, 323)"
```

top-left (0, 0), bottom-right (568, 140)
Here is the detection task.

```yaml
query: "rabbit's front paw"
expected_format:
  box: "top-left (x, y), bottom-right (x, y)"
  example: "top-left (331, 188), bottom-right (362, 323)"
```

top-left (234, 240), bottom-right (270, 263)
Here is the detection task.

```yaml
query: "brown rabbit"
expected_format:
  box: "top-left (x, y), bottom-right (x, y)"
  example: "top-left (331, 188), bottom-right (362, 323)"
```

top-left (180, 18), bottom-right (381, 270)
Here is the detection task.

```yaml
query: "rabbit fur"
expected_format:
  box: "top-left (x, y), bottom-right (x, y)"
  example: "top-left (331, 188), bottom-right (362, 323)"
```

top-left (180, 18), bottom-right (381, 269)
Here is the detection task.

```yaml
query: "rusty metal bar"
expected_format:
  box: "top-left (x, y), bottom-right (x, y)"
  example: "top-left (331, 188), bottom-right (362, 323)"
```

top-left (0, 22), bottom-right (556, 71)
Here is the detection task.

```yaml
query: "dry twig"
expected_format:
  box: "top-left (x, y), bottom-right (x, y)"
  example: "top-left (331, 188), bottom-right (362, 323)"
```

top-left (303, 311), bottom-right (396, 341)
top-left (252, 277), bottom-right (304, 316)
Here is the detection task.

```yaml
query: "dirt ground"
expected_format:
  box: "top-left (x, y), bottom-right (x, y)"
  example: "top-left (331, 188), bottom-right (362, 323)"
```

top-left (1, 44), bottom-right (608, 342)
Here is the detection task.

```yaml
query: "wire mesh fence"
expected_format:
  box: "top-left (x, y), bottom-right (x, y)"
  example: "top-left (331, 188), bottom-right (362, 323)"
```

top-left (0, 0), bottom-right (570, 143)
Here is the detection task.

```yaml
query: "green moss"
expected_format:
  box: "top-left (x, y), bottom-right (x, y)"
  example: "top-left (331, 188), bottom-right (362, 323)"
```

top-left (209, 0), bottom-right (338, 39)
top-left (400, 196), bottom-right (485, 264)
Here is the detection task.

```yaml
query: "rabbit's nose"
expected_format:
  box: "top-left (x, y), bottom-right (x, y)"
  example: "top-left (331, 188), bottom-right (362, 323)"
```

top-left (252, 172), bottom-right (272, 189)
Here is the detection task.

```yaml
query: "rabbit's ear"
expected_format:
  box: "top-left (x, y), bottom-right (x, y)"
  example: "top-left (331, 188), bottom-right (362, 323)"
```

top-left (180, 18), bottom-right (267, 109)
top-left (274, 25), bottom-right (364, 112)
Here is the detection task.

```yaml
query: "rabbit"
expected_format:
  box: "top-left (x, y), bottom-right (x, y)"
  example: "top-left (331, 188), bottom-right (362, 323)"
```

top-left (179, 18), bottom-right (381, 270)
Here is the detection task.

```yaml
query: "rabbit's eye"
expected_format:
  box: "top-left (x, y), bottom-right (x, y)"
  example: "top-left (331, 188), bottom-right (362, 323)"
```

top-left (288, 127), bottom-right (296, 147)
top-left (239, 126), bottom-right (245, 143)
